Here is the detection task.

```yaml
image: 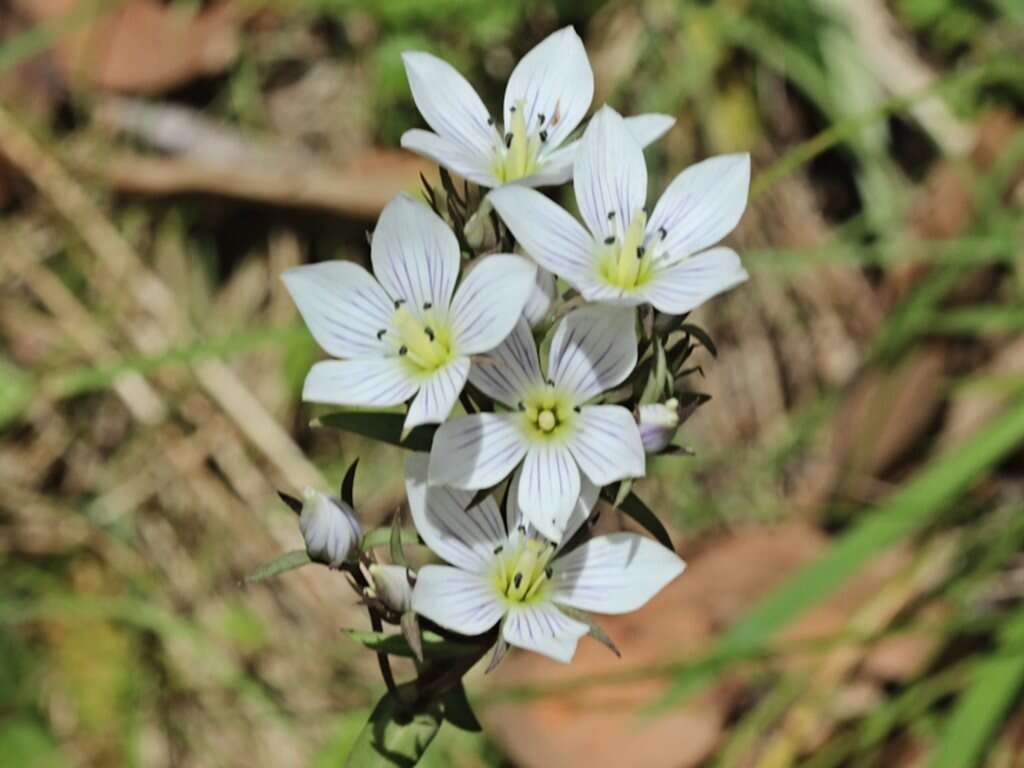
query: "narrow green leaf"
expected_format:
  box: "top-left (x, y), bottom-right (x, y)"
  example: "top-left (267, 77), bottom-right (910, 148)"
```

top-left (341, 459), bottom-right (359, 508)
top-left (442, 683), bottom-right (482, 732)
top-left (618, 492), bottom-right (674, 550)
top-left (244, 550), bottom-right (311, 584)
top-left (680, 323), bottom-right (718, 358)
top-left (363, 527), bottom-right (421, 551)
top-left (342, 629), bottom-right (482, 659)
top-left (928, 606), bottom-right (1024, 768)
top-left (343, 688), bottom-right (442, 768)
top-left (657, 395), bottom-right (1024, 709)
top-left (317, 411), bottom-right (436, 451)
top-left (390, 510), bottom-right (407, 567)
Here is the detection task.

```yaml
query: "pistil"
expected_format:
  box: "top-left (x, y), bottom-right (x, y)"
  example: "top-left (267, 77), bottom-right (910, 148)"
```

top-left (392, 305), bottom-right (449, 371)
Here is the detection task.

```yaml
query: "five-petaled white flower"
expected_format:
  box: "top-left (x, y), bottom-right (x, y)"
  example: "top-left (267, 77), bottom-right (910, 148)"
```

top-left (401, 26), bottom-right (675, 189)
top-left (489, 106), bottom-right (750, 314)
top-left (429, 305), bottom-right (645, 542)
top-left (406, 454), bottom-right (685, 663)
top-left (283, 194), bottom-right (536, 431)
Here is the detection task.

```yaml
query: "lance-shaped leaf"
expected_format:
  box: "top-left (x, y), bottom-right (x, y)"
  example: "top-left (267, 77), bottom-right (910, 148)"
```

top-left (559, 605), bottom-right (621, 657)
top-left (343, 686), bottom-right (442, 768)
top-left (341, 458), bottom-right (359, 507)
top-left (342, 629), bottom-right (483, 660)
top-left (617, 491), bottom-right (674, 550)
top-left (442, 683), bottom-right (482, 732)
top-left (244, 550), bottom-right (311, 585)
top-left (316, 411), bottom-right (437, 451)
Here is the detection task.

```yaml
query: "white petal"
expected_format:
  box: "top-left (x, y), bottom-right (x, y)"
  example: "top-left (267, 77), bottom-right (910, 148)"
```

top-left (507, 466), bottom-right (599, 547)
top-left (402, 51), bottom-right (495, 159)
top-left (503, 26), bottom-right (593, 151)
top-left (648, 153), bottom-right (750, 260)
top-left (371, 194), bottom-right (460, 311)
top-left (624, 113), bottom-right (676, 148)
top-left (573, 106), bottom-right (647, 240)
top-left (450, 255), bottom-right (536, 355)
top-left (523, 266), bottom-right (558, 328)
top-left (487, 186), bottom-right (598, 291)
top-left (401, 129), bottom-right (499, 187)
top-left (517, 443), bottom-right (581, 542)
top-left (502, 602), bottom-right (589, 663)
top-left (413, 565), bottom-right (505, 636)
top-left (548, 305), bottom-right (637, 403)
top-left (403, 357), bottom-right (470, 429)
top-left (551, 532), bottom-right (686, 613)
top-left (302, 358), bottom-right (418, 407)
top-left (568, 405), bottom-right (645, 485)
top-left (367, 564), bottom-right (414, 613)
top-left (282, 261), bottom-right (394, 359)
top-left (299, 488), bottom-right (361, 567)
top-left (468, 316), bottom-right (544, 408)
top-left (405, 453), bottom-right (507, 573)
top-left (639, 246), bottom-right (748, 315)
top-left (429, 413), bottom-right (527, 490)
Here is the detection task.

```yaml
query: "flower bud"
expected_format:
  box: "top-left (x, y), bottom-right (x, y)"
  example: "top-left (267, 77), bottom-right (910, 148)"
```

top-left (464, 198), bottom-right (497, 250)
top-left (299, 487), bottom-right (361, 567)
top-left (362, 564), bottom-right (415, 613)
top-left (523, 267), bottom-right (557, 328)
top-left (636, 398), bottom-right (680, 453)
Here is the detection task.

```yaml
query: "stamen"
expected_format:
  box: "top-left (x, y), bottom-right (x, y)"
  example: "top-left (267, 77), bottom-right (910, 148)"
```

top-left (487, 117), bottom-right (494, 125)
top-left (658, 226), bottom-right (667, 239)
top-left (546, 379), bottom-right (554, 386)
top-left (517, 401), bottom-right (525, 411)
top-left (637, 246), bottom-right (646, 259)
top-left (423, 301), bottom-right (432, 310)
top-left (513, 573), bottom-right (523, 589)
top-left (504, 132), bottom-right (513, 148)
top-left (544, 566), bottom-right (553, 579)
top-left (573, 405), bottom-right (582, 413)
top-left (510, 105), bottom-right (517, 112)
top-left (398, 345), bottom-right (408, 356)
top-left (537, 113), bottom-right (546, 125)
top-left (607, 211), bottom-right (616, 220)
top-left (376, 329), bottom-right (386, 340)
top-left (425, 327), bottom-right (435, 341)
top-left (539, 129), bottom-right (548, 142)
top-left (604, 235), bottom-right (615, 245)
top-left (494, 545), bottom-right (503, 554)
top-left (394, 298), bottom-right (405, 309)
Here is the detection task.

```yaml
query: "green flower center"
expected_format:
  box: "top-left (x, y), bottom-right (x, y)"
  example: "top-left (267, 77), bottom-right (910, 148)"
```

top-left (493, 537), bottom-right (555, 604)
top-left (492, 99), bottom-right (546, 183)
top-left (596, 209), bottom-right (656, 290)
top-left (520, 384), bottom-right (576, 441)
top-left (392, 304), bottom-right (453, 373)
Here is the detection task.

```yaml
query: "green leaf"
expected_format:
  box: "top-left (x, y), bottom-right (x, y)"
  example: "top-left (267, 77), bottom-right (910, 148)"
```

top-left (244, 550), bottom-right (311, 585)
top-left (441, 683), bottom-right (482, 732)
top-left (680, 323), bottom-right (718, 358)
top-left (341, 459), bottom-right (359, 507)
top-left (657, 394), bottom-right (1024, 709)
top-left (342, 629), bottom-right (482, 660)
top-left (363, 527), bottom-right (421, 551)
top-left (927, 605), bottom-right (1024, 768)
top-left (343, 688), bottom-right (442, 768)
top-left (618, 492), bottom-right (674, 550)
top-left (317, 411), bottom-right (436, 451)
top-left (390, 509), bottom-right (407, 567)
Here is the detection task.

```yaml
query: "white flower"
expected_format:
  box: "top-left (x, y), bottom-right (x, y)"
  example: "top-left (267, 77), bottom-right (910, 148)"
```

top-left (637, 399), bottom-right (680, 453)
top-left (405, 454), bottom-right (685, 663)
top-left (489, 106), bottom-right (750, 314)
top-left (282, 194), bottom-right (536, 431)
top-left (363, 563), bottom-right (415, 614)
top-left (401, 27), bottom-right (675, 188)
top-left (299, 487), bottom-right (361, 567)
top-left (429, 305), bottom-right (645, 542)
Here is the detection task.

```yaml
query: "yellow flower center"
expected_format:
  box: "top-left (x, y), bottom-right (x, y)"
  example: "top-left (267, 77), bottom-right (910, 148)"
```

top-left (520, 384), bottom-right (575, 441)
top-left (494, 537), bottom-right (555, 603)
top-left (597, 209), bottom-right (656, 291)
top-left (392, 305), bottom-right (452, 373)
top-left (493, 99), bottom-right (544, 183)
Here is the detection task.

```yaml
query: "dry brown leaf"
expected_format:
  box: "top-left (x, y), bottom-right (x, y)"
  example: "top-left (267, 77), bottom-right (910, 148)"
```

top-left (15, 0), bottom-right (240, 93)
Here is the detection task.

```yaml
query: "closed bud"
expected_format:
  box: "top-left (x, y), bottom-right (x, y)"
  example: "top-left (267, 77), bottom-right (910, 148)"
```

top-left (299, 487), bottom-right (361, 567)
top-left (637, 398), bottom-right (680, 453)
top-left (363, 564), bottom-right (415, 613)
top-left (464, 198), bottom-right (497, 250)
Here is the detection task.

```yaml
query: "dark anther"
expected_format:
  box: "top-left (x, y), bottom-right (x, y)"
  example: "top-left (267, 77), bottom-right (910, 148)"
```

top-left (517, 401), bottom-right (525, 411)
top-left (398, 345), bottom-right (408, 356)
top-left (546, 379), bottom-right (554, 386)
top-left (573, 405), bottom-right (582, 413)
top-left (510, 105), bottom-right (517, 112)
top-left (504, 132), bottom-right (513, 148)
top-left (425, 327), bottom-right (435, 341)
top-left (538, 113), bottom-right (546, 125)
top-left (376, 329), bottom-right (386, 340)
top-left (637, 246), bottom-right (646, 259)
top-left (394, 298), bottom-right (406, 308)
top-left (423, 301), bottom-right (432, 310)
top-left (513, 573), bottom-right (523, 589)
top-left (604, 235), bottom-right (615, 245)
top-left (539, 129), bottom-right (548, 142)
top-left (518, 525), bottom-right (527, 534)
top-left (494, 545), bottom-right (504, 554)
top-left (658, 226), bottom-right (667, 239)
top-left (607, 210), bottom-right (616, 220)
top-left (487, 116), bottom-right (494, 125)
top-left (544, 567), bottom-right (553, 579)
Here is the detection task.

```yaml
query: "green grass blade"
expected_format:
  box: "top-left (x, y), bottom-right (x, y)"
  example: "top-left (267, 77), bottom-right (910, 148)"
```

top-left (927, 606), bottom-right (1024, 768)
top-left (656, 395), bottom-right (1024, 709)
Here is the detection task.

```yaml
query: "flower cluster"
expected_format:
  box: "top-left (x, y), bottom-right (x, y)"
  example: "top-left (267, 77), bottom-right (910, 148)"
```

top-left (265, 24), bottom-right (749, 744)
